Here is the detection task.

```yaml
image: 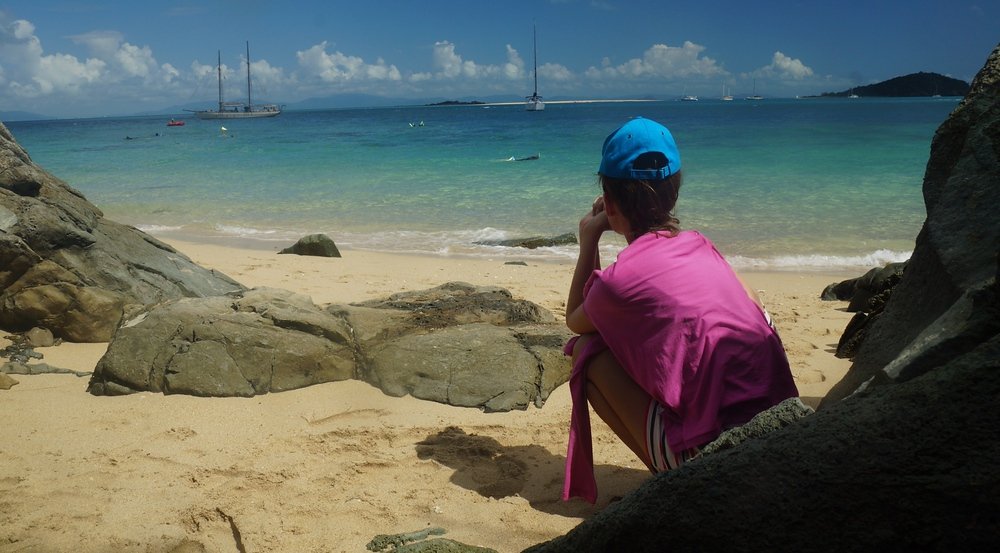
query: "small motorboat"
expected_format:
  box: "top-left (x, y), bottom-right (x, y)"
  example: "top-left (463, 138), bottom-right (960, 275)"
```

top-left (167, 119), bottom-right (185, 127)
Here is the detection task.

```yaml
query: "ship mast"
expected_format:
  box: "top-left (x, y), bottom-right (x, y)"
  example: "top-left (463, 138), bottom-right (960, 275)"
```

top-left (246, 41), bottom-right (253, 109)
top-left (216, 51), bottom-right (223, 112)
top-left (532, 24), bottom-right (538, 96)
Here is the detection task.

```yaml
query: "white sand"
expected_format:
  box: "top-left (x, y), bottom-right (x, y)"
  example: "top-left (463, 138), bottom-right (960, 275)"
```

top-left (0, 240), bottom-right (855, 552)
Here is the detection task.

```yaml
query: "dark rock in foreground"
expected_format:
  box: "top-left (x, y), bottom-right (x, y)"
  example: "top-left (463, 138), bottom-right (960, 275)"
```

top-left (821, 262), bottom-right (907, 359)
top-left (1, 123), bottom-right (243, 342)
top-left (88, 282), bottom-right (572, 411)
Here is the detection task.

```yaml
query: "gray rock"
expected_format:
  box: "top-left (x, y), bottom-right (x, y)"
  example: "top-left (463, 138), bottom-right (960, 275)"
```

top-left (0, 372), bottom-right (17, 389)
top-left (476, 233), bottom-right (577, 250)
top-left (699, 397), bottom-right (814, 455)
top-left (24, 326), bottom-right (55, 347)
top-left (88, 283), bottom-right (572, 410)
top-left (87, 287), bottom-right (355, 397)
top-left (1, 122), bottom-right (244, 342)
top-left (278, 233), bottom-right (341, 257)
top-left (820, 261), bottom-right (906, 311)
top-left (1, 361), bottom-right (90, 377)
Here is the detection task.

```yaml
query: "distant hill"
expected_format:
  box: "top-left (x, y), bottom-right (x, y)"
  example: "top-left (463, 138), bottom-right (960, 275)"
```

top-left (819, 72), bottom-right (969, 98)
top-left (1, 111), bottom-right (53, 122)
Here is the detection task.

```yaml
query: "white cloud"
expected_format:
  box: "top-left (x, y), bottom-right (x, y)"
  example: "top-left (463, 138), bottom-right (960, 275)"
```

top-left (296, 41), bottom-right (401, 82)
top-left (70, 30), bottom-right (162, 80)
top-left (584, 41), bottom-right (726, 80)
top-left (431, 41), bottom-right (481, 78)
top-left (757, 51), bottom-right (814, 80)
top-left (415, 41), bottom-right (526, 83)
top-left (503, 44), bottom-right (524, 80)
top-left (539, 62), bottom-right (573, 82)
top-left (0, 17), bottom-right (106, 98)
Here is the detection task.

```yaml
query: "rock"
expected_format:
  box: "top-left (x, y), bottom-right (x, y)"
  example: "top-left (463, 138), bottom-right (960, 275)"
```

top-left (1, 122), bottom-right (244, 342)
top-left (0, 372), bottom-right (18, 389)
top-left (526, 44), bottom-right (1000, 553)
top-left (367, 527), bottom-right (497, 553)
top-left (1, 361), bottom-right (90, 377)
top-left (476, 233), bottom-right (577, 249)
top-left (87, 282), bottom-right (572, 410)
top-left (831, 265), bottom-right (906, 359)
top-left (24, 326), bottom-right (55, 347)
top-left (278, 233), bottom-right (341, 257)
top-left (347, 282), bottom-right (570, 410)
top-left (699, 397), bottom-right (814, 456)
top-left (87, 287), bottom-right (356, 397)
top-left (820, 261), bottom-right (906, 311)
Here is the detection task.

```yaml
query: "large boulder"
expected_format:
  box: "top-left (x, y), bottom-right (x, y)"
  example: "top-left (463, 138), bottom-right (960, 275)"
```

top-left (87, 287), bottom-right (356, 397)
top-left (88, 282), bottom-right (572, 411)
top-left (822, 44), bottom-right (1000, 405)
top-left (347, 282), bottom-right (572, 411)
top-left (1, 123), bottom-right (243, 342)
top-left (527, 44), bottom-right (1000, 552)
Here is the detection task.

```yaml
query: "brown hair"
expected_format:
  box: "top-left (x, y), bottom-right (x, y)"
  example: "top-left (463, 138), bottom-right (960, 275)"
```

top-left (600, 170), bottom-right (683, 238)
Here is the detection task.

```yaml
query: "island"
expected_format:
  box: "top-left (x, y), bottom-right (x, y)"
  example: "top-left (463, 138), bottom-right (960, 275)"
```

top-left (425, 100), bottom-right (486, 106)
top-left (813, 72), bottom-right (969, 98)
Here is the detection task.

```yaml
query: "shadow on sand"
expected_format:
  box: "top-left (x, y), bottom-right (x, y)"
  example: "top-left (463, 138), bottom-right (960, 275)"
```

top-left (415, 426), bottom-right (650, 517)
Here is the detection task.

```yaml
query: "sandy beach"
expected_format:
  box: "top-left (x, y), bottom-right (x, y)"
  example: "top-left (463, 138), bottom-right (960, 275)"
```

top-left (0, 239), bottom-right (855, 553)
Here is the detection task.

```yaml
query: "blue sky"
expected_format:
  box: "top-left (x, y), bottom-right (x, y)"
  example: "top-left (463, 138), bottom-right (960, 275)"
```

top-left (1, 0), bottom-right (996, 118)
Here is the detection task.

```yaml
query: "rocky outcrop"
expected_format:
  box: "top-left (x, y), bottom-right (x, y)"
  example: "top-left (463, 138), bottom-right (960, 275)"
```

top-left (527, 44), bottom-right (1000, 552)
top-left (88, 282), bottom-right (572, 411)
top-left (822, 44), bottom-right (1000, 405)
top-left (1, 123), bottom-right (243, 342)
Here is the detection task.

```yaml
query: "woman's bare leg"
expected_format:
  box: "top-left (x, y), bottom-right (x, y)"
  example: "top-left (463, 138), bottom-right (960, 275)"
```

top-left (573, 336), bottom-right (656, 471)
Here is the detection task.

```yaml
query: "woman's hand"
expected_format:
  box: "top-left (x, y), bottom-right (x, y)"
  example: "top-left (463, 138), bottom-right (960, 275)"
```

top-left (579, 195), bottom-right (611, 245)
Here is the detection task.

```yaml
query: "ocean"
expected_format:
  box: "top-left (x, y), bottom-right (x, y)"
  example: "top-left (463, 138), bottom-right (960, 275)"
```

top-left (5, 97), bottom-right (960, 271)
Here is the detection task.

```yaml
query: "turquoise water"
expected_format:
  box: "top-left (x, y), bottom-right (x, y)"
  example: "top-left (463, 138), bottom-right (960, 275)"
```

top-left (6, 97), bottom-right (959, 270)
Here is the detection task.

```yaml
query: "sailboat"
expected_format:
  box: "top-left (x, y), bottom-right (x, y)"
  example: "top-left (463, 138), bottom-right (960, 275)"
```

top-left (745, 79), bottom-right (764, 101)
top-left (721, 83), bottom-right (734, 101)
top-left (193, 42), bottom-right (281, 119)
top-left (525, 25), bottom-right (544, 111)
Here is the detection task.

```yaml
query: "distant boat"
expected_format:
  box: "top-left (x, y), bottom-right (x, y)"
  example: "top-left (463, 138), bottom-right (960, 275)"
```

top-left (721, 83), bottom-right (734, 101)
top-left (192, 42), bottom-right (281, 119)
top-left (166, 119), bottom-right (185, 127)
top-left (681, 94), bottom-right (699, 102)
top-left (525, 25), bottom-right (544, 111)
top-left (745, 79), bottom-right (764, 101)
top-left (848, 88), bottom-right (860, 99)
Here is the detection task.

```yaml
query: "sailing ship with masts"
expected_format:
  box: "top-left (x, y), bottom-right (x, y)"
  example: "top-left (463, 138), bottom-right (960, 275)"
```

top-left (525, 25), bottom-right (544, 111)
top-left (193, 42), bottom-right (281, 119)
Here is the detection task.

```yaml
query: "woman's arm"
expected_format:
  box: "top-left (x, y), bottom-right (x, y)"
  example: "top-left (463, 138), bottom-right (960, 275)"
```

top-left (566, 196), bottom-right (610, 334)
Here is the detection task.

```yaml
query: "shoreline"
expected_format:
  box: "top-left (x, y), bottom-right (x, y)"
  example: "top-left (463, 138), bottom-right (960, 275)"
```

top-left (1, 238), bottom-right (855, 552)
top-left (143, 226), bottom-right (887, 277)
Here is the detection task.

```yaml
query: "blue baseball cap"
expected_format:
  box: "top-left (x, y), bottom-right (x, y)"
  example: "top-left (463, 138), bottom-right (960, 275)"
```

top-left (598, 117), bottom-right (681, 180)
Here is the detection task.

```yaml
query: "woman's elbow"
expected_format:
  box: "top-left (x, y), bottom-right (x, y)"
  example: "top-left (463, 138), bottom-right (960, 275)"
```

top-left (566, 310), bottom-right (596, 335)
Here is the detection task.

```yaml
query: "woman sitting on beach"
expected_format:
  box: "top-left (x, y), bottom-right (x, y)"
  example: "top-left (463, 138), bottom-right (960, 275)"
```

top-left (563, 117), bottom-right (798, 503)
